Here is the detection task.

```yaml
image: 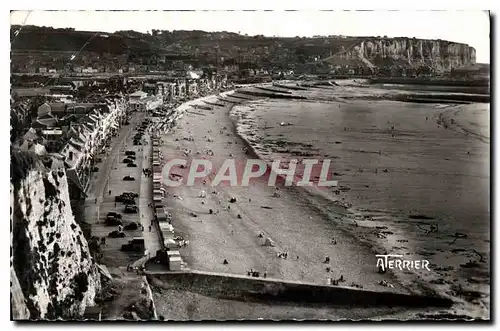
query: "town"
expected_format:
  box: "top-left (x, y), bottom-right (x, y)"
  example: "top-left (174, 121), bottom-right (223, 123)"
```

top-left (10, 12), bottom-right (490, 322)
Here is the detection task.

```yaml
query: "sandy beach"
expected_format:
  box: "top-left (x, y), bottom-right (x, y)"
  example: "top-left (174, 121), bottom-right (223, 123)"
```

top-left (151, 82), bottom-right (489, 319)
top-left (159, 93), bottom-right (409, 294)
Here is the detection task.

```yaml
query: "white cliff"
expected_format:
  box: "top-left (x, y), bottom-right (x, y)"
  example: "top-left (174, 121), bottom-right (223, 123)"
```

top-left (327, 37), bottom-right (476, 72)
top-left (11, 151), bottom-right (101, 320)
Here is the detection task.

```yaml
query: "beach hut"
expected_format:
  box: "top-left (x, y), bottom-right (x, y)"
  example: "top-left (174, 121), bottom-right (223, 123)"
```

top-left (153, 189), bottom-right (164, 197)
top-left (162, 232), bottom-right (175, 243)
top-left (153, 165), bottom-right (162, 174)
top-left (159, 222), bottom-right (174, 232)
top-left (160, 227), bottom-right (175, 244)
top-left (169, 256), bottom-right (183, 271)
top-left (163, 238), bottom-right (177, 249)
top-left (156, 208), bottom-right (168, 223)
top-left (167, 250), bottom-right (181, 260)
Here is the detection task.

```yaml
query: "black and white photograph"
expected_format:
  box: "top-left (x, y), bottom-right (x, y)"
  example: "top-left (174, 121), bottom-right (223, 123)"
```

top-left (9, 8), bottom-right (491, 322)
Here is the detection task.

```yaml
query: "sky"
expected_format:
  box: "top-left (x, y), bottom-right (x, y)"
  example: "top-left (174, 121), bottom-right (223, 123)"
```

top-left (10, 10), bottom-right (491, 63)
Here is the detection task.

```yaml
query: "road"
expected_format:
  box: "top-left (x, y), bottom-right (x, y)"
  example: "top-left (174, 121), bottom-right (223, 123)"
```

top-left (83, 110), bottom-right (166, 268)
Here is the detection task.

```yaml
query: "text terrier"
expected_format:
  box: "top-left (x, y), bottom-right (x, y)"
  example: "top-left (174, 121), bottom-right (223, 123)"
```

top-left (376, 254), bottom-right (431, 272)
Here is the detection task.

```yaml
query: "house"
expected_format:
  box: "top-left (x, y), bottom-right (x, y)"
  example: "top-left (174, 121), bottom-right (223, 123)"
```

top-left (129, 90), bottom-right (148, 100)
top-left (58, 96), bottom-right (126, 199)
top-left (129, 91), bottom-right (147, 111)
top-left (82, 67), bottom-right (98, 73)
top-left (129, 91), bottom-right (163, 112)
top-left (61, 141), bottom-right (83, 170)
top-left (37, 102), bottom-right (68, 117)
top-left (186, 71), bottom-right (200, 79)
top-left (37, 103), bottom-right (52, 117)
top-left (22, 128), bottom-right (41, 141)
top-left (19, 140), bottom-right (47, 155)
top-left (32, 116), bottom-right (58, 129)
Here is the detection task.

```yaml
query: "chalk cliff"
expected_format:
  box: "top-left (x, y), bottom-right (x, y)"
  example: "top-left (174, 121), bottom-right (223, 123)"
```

top-left (10, 150), bottom-right (101, 320)
top-left (328, 37), bottom-right (476, 72)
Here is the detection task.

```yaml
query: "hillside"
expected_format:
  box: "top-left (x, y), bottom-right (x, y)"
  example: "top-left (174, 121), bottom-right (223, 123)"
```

top-left (11, 25), bottom-right (160, 55)
top-left (10, 25), bottom-right (476, 72)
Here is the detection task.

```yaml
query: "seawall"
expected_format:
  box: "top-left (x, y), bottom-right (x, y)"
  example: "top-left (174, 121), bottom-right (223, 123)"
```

top-left (148, 270), bottom-right (453, 308)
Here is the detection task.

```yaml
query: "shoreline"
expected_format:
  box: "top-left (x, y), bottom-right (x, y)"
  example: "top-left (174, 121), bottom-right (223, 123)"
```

top-left (140, 82), bottom-right (488, 319)
top-left (151, 91), bottom-right (423, 319)
top-left (226, 84), bottom-right (489, 319)
top-left (158, 89), bottom-right (415, 293)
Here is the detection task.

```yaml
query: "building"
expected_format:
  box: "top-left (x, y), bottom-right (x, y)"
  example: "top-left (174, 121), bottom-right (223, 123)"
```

top-left (60, 98), bottom-right (127, 197)
top-left (82, 67), bottom-right (98, 73)
top-left (19, 140), bottom-right (47, 155)
top-left (129, 90), bottom-right (148, 111)
top-left (37, 102), bottom-right (67, 117)
top-left (129, 91), bottom-right (163, 112)
top-left (32, 113), bottom-right (59, 130)
top-left (187, 80), bottom-right (199, 97)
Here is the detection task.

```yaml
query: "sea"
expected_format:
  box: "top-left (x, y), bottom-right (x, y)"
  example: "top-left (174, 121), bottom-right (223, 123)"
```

top-left (231, 83), bottom-right (490, 318)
